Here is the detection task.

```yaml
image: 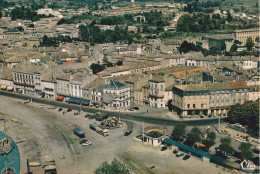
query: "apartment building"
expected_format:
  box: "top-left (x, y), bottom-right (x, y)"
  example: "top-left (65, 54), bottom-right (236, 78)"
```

top-left (172, 81), bottom-right (250, 117)
top-left (56, 74), bottom-right (83, 98)
top-left (12, 65), bottom-right (47, 96)
top-left (103, 80), bottom-right (130, 110)
top-left (149, 77), bottom-right (165, 108)
top-left (234, 28), bottom-right (259, 45)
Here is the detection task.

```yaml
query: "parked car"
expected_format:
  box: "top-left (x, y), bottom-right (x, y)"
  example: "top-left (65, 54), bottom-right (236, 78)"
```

top-left (173, 149), bottom-right (179, 154)
top-left (24, 99), bottom-right (30, 104)
top-left (176, 152), bottom-right (184, 157)
top-left (74, 111), bottom-right (81, 115)
top-left (67, 108), bottom-right (72, 112)
top-left (73, 127), bottom-right (85, 138)
top-left (48, 106), bottom-right (57, 109)
top-left (183, 155), bottom-right (190, 160)
top-left (85, 114), bottom-right (96, 119)
top-left (128, 108), bottom-right (134, 111)
top-left (58, 108), bottom-right (63, 112)
top-left (124, 130), bottom-right (132, 136)
top-left (82, 141), bottom-right (92, 146)
top-left (161, 145), bottom-right (168, 151)
top-left (79, 139), bottom-right (88, 144)
top-left (133, 106), bottom-right (139, 110)
top-left (40, 105), bottom-right (44, 109)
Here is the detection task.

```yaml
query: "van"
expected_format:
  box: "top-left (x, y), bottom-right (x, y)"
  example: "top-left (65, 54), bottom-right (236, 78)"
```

top-left (74, 127), bottom-right (85, 138)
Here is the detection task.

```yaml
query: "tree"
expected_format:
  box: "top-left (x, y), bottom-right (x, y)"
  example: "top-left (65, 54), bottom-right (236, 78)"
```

top-left (94, 158), bottom-right (128, 174)
top-left (90, 63), bottom-right (105, 74)
top-left (245, 37), bottom-right (254, 51)
top-left (221, 42), bottom-right (226, 51)
top-left (16, 26), bottom-right (24, 32)
top-left (241, 6), bottom-right (245, 12)
top-left (186, 127), bottom-right (202, 147)
top-left (239, 143), bottom-right (253, 161)
top-left (255, 36), bottom-right (259, 43)
top-left (207, 132), bottom-right (216, 140)
top-left (171, 123), bottom-right (186, 141)
top-left (202, 131), bottom-right (216, 151)
top-left (227, 103), bottom-right (243, 123)
top-left (226, 13), bottom-right (232, 22)
top-left (230, 43), bottom-right (238, 53)
top-left (256, 2), bottom-right (259, 8)
top-left (219, 137), bottom-right (235, 157)
top-left (202, 138), bottom-right (215, 151)
top-left (191, 127), bottom-right (201, 136)
top-left (115, 60), bottom-right (123, 66)
top-left (186, 133), bottom-right (199, 147)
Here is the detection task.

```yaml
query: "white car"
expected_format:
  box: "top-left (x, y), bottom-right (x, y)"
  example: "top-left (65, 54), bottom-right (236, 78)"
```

top-left (40, 105), bottom-right (44, 108)
top-left (82, 141), bottom-right (92, 146)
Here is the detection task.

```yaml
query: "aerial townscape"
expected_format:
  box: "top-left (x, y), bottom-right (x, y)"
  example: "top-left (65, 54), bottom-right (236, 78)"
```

top-left (0, 0), bottom-right (259, 174)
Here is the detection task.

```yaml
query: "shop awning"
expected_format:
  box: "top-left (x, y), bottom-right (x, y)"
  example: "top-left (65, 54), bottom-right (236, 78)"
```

top-left (57, 95), bottom-right (64, 100)
top-left (7, 86), bottom-right (14, 91)
top-left (81, 99), bottom-right (90, 106)
top-left (92, 101), bottom-right (102, 105)
top-left (0, 85), bottom-right (7, 89)
top-left (68, 97), bottom-right (81, 104)
top-left (65, 97), bottom-right (70, 102)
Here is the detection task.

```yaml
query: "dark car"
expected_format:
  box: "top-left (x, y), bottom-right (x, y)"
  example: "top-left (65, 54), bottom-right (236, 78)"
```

top-left (74, 127), bottom-right (85, 138)
top-left (85, 114), bottom-right (96, 119)
top-left (74, 111), bottom-right (81, 115)
top-left (161, 145), bottom-right (168, 151)
top-left (133, 106), bottom-right (139, 110)
top-left (58, 108), bottom-right (63, 112)
top-left (183, 155), bottom-right (190, 160)
top-left (176, 152), bottom-right (184, 157)
top-left (67, 108), bottom-right (72, 112)
top-left (124, 130), bottom-right (132, 136)
top-left (173, 149), bottom-right (179, 154)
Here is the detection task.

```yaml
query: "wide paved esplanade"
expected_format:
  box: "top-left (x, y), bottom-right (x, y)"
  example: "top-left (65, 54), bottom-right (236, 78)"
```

top-left (172, 81), bottom-right (249, 117)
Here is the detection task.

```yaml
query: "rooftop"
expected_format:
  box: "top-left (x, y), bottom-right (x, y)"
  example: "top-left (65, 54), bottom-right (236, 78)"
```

top-left (174, 81), bottom-right (248, 91)
top-left (104, 80), bottom-right (128, 90)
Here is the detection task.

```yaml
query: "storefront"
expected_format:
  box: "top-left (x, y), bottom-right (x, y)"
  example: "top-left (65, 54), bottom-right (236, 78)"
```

top-left (7, 86), bottom-right (14, 92)
top-left (56, 95), bottom-right (64, 101)
top-left (144, 129), bottom-right (164, 146)
top-left (81, 99), bottom-right (90, 106)
top-left (0, 85), bottom-right (7, 90)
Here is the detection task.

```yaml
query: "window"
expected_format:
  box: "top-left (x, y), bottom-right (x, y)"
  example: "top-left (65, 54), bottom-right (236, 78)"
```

top-left (193, 104), bottom-right (195, 108)
top-left (187, 104), bottom-right (190, 108)
top-left (201, 104), bottom-right (203, 108)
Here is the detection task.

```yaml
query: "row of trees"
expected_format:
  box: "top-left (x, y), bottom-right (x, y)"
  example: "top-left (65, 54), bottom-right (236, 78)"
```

top-left (177, 13), bottom-right (234, 32)
top-left (178, 41), bottom-right (203, 54)
top-left (78, 24), bottom-right (137, 45)
top-left (227, 100), bottom-right (259, 134)
top-left (94, 158), bottom-right (128, 174)
top-left (171, 123), bottom-right (216, 151)
top-left (0, 0), bottom-right (14, 10)
top-left (90, 60), bottom-right (123, 74)
top-left (10, 7), bottom-right (53, 21)
top-left (40, 35), bottom-right (73, 47)
top-left (184, 1), bottom-right (221, 13)
top-left (171, 123), bottom-right (254, 160)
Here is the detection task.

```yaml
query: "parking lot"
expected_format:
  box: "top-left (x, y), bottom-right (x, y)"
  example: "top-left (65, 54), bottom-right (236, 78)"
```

top-left (0, 96), bottom-right (236, 174)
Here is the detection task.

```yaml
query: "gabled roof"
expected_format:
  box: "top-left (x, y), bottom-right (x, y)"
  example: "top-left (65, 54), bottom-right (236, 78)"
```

top-left (104, 80), bottom-right (128, 90)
